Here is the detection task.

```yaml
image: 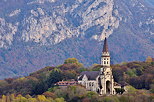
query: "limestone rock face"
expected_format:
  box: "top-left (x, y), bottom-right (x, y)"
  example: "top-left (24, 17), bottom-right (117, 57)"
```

top-left (17, 0), bottom-right (120, 46)
top-left (0, 18), bottom-right (18, 48)
top-left (0, 0), bottom-right (153, 79)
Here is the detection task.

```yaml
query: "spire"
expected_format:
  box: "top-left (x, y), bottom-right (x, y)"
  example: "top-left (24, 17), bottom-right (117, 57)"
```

top-left (103, 37), bottom-right (108, 53)
top-left (101, 36), bottom-right (110, 66)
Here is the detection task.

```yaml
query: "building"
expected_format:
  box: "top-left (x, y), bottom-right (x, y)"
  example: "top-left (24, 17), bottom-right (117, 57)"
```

top-left (55, 80), bottom-right (77, 86)
top-left (78, 37), bottom-right (118, 95)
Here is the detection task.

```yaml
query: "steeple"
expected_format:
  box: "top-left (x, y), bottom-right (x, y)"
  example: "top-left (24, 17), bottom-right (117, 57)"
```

top-left (99, 36), bottom-right (115, 95)
top-left (103, 37), bottom-right (108, 53)
top-left (101, 37), bottom-right (110, 66)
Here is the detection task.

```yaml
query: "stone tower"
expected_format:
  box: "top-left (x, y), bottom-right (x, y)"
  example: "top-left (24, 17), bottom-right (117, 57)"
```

top-left (101, 37), bottom-right (110, 66)
top-left (99, 37), bottom-right (115, 95)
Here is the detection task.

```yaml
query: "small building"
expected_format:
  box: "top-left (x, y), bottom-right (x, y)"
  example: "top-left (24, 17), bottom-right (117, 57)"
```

top-left (55, 80), bottom-right (77, 86)
top-left (114, 82), bottom-right (121, 89)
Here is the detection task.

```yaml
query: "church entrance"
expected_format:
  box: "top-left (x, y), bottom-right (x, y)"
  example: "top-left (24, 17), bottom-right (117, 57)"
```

top-left (106, 81), bottom-right (111, 94)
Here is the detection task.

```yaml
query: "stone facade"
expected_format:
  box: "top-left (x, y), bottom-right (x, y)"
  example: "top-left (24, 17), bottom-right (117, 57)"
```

top-left (78, 37), bottom-right (117, 95)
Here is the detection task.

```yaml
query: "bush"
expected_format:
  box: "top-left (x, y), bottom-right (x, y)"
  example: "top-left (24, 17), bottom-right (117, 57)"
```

top-left (126, 69), bottom-right (136, 77)
top-left (102, 96), bottom-right (119, 102)
top-left (115, 88), bottom-right (125, 94)
top-left (125, 86), bottom-right (137, 94)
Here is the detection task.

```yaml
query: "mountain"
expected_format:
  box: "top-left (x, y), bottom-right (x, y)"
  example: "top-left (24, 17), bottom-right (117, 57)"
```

top-left (0, 0), bottom-right (154, 79)
top-left (145, 0), bottom-right (154, 6)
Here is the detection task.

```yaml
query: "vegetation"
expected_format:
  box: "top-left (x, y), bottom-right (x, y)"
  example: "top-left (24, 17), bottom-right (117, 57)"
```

top-left (0, 94), bottom-right (66, 102)
top-left (0, 58), bottom-right (154, 102)
top-left (111, 61), bottom-right (154, 91)
top-left (90, 61), bottom-right (154, 91)
top-left (0, 85), bottom-right (154, 102)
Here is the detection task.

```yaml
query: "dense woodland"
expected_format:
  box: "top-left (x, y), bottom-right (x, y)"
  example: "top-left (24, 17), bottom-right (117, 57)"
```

top-left (0, 58), bottom-right (154, 102)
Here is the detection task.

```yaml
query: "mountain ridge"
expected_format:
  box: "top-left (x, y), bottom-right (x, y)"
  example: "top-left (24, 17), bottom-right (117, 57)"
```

top-left (0, 0), bottom-right (153, 79)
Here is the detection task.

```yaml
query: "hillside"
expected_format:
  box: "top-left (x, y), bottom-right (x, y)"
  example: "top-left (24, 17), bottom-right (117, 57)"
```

top-left (0, 59), bottom-right (154, 101)
top-left (0, 0), bottom-right (154, 79)
top-left (0, 59), bottom-right (154, 94)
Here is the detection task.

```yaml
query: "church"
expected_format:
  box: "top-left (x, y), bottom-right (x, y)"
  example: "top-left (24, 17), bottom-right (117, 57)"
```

top-left (78, 37), bottom-right (118, 95)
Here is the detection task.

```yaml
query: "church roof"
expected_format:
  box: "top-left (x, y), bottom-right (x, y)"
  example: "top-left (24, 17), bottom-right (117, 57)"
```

top-left (78, 71), bottom-right (99, 80)
top-left (103, 37), bottom-right (109, 52)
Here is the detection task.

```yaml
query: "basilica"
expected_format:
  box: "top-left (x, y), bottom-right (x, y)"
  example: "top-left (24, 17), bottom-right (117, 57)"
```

top-left (78, 37), bottom-right (119, 95)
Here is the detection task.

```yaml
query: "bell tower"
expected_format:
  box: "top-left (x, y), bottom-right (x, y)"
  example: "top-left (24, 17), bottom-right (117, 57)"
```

top-left (99, 37), bottom-right (115, 95)
top-left (101, 37), bottom-right (110, 66)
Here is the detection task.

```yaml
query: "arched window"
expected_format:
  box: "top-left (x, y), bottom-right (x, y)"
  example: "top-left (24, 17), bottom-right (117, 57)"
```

top-left (92, 82), bottom-right (94, 86)
top-left (84, 82), bottom-right (86, 86)
top-left (104, 61), bottom-right (106, 64)
top-left (89, 82), bottom-right (91, 86)
top-left (107, 61), bottom-right (108, 64)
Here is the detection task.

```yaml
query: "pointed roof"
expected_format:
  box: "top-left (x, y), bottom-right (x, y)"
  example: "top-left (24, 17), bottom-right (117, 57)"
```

top-left (78, 71), bottom-right (99, 80)
top-left (103, 37), bottom-right (109, 52)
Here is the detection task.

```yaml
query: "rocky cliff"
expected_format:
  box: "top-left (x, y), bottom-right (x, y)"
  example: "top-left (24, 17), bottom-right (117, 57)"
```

top-left (0, 0), bottom-right (153, 79)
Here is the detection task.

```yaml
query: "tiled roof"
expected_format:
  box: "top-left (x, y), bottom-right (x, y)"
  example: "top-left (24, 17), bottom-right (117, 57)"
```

top-left (55, 81), bottom-right (77, 86)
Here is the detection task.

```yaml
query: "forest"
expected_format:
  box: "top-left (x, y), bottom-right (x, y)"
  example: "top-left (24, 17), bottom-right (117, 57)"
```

top-left (0, 58), bottom-right (154, 102)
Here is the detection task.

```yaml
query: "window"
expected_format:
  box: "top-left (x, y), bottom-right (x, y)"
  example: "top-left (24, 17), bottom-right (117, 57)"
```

top-left (107, 61), bottom-right (108, 64)
top-left (84, 82), bottom-right (86, 86)
top-left (104, 61), bottom-right (106, 64)
top-left (104, 58), bottom-right (106, 60)
top-left (92, 82), bottom-right (94, 86)
top-left (89, 82), bottom-right (91, 86)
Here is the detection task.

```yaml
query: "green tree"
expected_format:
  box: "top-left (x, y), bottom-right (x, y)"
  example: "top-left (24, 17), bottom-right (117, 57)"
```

top-left (55, 98), bottom-right (66, 102)
top-left (64, 58), bottom-right (83, 68)
top-left (37, 95), bottom-right (49, 102)
top-left (14, 95), bottom-right (27, 102)
top-left (125, 86), bottom-right (137, 94)
top-left (54, 86), bottom-right (87, 101)
top-left (32, 80), bottom-right (48, 95)
top-left (102, 96), bottom-right (119, 102)
top-left (64, 58), bottom-right (79, 64)
top-left (126, 69), bottom-right (137, 77)
top-left (86, 91), bottom-right (97, 98)
top-left (119, 96), bottom-right (129, 102)
top-left (47, 69), bottom-right (63, 88)
top-left (27, 98), bottom-right (37, 102)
